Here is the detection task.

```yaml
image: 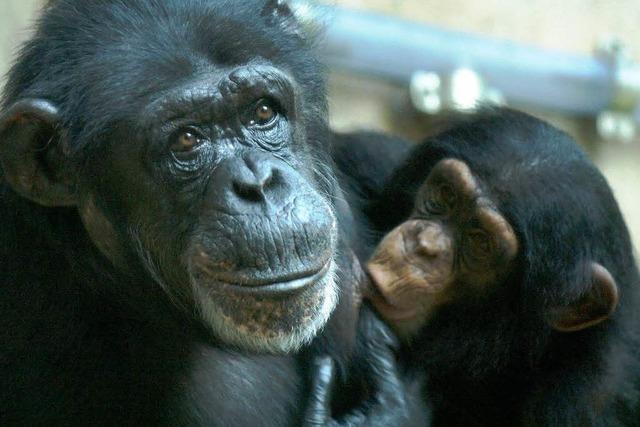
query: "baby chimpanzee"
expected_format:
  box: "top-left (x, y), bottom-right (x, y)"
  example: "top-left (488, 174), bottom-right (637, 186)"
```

top-left (310, 110), bottom-right (638, 426)
top-left (365, 109), bottom-right (640, 426)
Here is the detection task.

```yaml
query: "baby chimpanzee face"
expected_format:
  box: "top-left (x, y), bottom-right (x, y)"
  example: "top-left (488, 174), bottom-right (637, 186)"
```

top-left (367, 158), bottom-right (519, 337)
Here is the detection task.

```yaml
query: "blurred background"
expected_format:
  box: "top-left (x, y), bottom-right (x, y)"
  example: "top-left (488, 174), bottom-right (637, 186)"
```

top-left (1, 0), bottom-right (638, 255)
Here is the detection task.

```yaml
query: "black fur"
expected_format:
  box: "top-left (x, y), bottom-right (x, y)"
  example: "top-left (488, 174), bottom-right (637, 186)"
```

top-left (329, 131), bottom-right (413, 260)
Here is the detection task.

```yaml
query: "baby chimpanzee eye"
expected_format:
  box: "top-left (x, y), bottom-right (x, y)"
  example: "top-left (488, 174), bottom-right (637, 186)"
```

top-left (466, 229), bottom-right (494, 259)
top-left (424, 183), bottom-right (456, 215)
top-left (437, 184), bottom-right (457, 208)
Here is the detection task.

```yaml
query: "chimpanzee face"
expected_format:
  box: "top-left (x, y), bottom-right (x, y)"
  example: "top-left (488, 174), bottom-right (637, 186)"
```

top-left (368, 158), bottom-right (519, 337)
top-left (0, 1), bottom-right (340, 353)
top-left (79, 65), bottom-right (339, 353)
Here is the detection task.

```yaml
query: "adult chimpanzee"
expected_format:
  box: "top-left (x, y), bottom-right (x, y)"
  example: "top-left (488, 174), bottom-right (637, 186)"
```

top-left (361, 109), bottom-right (640, 426)
top-left (0, 0), bottom-right (421, 425)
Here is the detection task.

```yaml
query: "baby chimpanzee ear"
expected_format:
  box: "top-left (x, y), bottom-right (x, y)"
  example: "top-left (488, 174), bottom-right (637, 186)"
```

top-left (545, 263), bottom-right (619, 332)
top-left (0, 98), bottom-right (76, 207)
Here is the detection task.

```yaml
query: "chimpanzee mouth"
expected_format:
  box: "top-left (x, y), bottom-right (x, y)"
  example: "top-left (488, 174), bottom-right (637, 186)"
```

top-left (212, 261), bottom-right (333, 295)
top-left (368, 290), bottom-right (420, 322)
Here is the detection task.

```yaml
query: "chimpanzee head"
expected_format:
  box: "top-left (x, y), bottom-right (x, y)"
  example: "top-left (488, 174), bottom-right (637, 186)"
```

top-left (368, 157), bottom-right (521, 337)
top-left (368, 110), bottom-right (629, 351)
top-left (0, 0), bottom-right (341, 353)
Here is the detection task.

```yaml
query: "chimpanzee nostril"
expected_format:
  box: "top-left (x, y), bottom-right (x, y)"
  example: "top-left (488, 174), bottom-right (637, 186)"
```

top-left (233, 178), bottom-right (267, 202)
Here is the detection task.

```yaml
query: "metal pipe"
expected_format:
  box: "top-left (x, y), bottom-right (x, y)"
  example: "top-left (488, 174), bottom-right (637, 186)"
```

top-left (294, 2), bottom-right (640, 118)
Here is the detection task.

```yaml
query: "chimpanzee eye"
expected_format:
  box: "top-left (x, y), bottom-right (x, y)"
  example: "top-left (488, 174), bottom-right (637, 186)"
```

top-left (247, 98), bottom-right (279, 128)
top-left (466, 229), bottom-right (494, 259)
top-left (425, 184), bottom-right (455, 214)
top-left (170, 129), bottom-right (205, 154)
top-left (438, 184), bottom-right (457, 207)
top-left (425, 196), bottom-right (443, 214)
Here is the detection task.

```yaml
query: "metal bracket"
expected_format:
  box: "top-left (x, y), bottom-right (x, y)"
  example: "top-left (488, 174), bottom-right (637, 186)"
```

top-left (410, 68), bottom-right (505, 115)
top-left (595, 36), bottom-right (640, 143)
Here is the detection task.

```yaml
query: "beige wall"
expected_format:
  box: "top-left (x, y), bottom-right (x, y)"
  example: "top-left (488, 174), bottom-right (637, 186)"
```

top-left (1, 1), bottom-right (638, 255)
top-left (0, 1), bottom-right (40, 80)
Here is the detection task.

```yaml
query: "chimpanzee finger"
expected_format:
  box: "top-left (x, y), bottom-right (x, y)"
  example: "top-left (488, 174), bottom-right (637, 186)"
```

top-left (303, 356), bottom-right (336, 427)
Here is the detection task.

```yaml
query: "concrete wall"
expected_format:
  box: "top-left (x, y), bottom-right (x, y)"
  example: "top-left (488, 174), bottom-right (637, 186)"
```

top-left (1, 0), bottom-right (638, 256)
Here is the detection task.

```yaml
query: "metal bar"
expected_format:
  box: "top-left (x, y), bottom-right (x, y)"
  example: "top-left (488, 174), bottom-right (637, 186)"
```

top-left (296, 2), bottom-right (638, 117)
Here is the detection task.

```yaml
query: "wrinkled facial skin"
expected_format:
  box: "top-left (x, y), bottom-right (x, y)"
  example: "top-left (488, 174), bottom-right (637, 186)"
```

top-left (79, 65), bottom-right (339, 353)
top-left (367, 158), bottom-right (518, 337)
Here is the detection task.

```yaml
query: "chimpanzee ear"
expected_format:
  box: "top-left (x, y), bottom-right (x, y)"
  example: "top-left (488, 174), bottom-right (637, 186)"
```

top-left (261, 0), bottom-right (303, 37)
top-left (0, 98), bottom-right (77, 207)
top-left (546, 263), bottom-right (619, 332)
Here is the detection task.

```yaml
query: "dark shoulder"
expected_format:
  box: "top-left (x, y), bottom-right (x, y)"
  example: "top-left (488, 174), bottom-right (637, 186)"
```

top-left (330, 131), bottom-right (412, 200)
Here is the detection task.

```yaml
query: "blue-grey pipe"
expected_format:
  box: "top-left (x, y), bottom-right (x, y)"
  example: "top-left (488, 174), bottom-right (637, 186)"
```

top-left (297, 3), bottom-right (639, 117)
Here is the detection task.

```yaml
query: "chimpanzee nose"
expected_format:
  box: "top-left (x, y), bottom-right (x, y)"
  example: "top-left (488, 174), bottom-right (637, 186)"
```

top-left (416, 223), bottom-right (452, 258)
top-left (206, 151), bottom-right (298, 214)
top-left (232, 152), bottom-right (276, 202)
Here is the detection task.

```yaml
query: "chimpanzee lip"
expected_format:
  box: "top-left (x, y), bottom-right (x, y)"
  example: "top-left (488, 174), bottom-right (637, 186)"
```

top-left (368, 289), bottom-right (419, 321)
top-left (214, 261), bottom-right (332, 295)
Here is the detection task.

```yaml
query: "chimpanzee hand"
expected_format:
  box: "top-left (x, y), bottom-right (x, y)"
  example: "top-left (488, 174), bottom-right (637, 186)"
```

top-left (303, 307), bottom-right (409, 426)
